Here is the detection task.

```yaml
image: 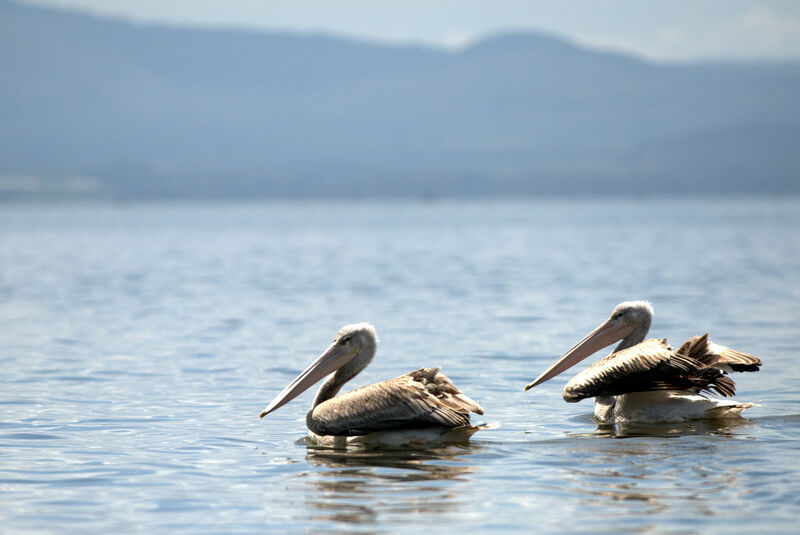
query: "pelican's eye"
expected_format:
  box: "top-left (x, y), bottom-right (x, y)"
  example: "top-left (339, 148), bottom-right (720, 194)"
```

top-left (612, 312), bottom-right (624, 320)
top-left (340, 336), bottom-right (352, 345)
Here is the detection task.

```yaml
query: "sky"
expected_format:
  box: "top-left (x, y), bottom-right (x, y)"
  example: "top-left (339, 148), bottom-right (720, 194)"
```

top-left (17, 0), bottom-right (800, 61)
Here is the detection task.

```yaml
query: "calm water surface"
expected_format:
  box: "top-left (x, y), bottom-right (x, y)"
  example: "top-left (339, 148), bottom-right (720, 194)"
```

top-left (1, 199), bottom-right (799, 534)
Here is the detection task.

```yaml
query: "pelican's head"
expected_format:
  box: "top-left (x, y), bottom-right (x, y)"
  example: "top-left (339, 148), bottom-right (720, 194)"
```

top-left (334, 322), bottom-right (379, 358)
top-left (524, 300), bottom-right (653, 391)
top-left (259, 323), bottom-right (378, 419)
top-left (608, 300), bottom-right (653, 333)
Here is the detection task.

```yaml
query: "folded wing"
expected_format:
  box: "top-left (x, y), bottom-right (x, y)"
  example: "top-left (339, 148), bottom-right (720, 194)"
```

top-left (562, 336), bottom-right (758, 403)
top-left (308, 367), bottom-right (483, 436)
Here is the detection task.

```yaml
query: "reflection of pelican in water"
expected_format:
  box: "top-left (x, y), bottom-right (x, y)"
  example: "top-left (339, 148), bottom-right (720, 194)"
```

top-left (548, 423), bottom-right (751, 517)
top-left (260, 323), bottom-right (491, 447)
top-left (525, 301), bottom-right (761, 423)
top-left (590, 414), bottom-right (753, 439)
top-left (304, 445), bottom-right (478, 524)
top-left (306, 445), bottom-right (478, 481)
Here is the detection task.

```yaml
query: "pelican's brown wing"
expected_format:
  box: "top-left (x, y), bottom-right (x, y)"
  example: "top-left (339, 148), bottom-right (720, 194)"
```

top-left (562, 338), bottom-right (735, 402)
top-left (676, 334), bottom-right (762, 373)
top-left (308, 367), bottom-right (483, 436)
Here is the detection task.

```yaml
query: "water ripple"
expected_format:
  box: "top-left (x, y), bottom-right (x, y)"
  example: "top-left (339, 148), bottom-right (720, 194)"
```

top-left (1, 199), bottom-right (799, 534)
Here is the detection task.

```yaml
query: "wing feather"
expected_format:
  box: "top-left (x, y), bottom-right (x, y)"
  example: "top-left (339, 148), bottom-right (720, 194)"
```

top-left (676, 334), bottom-right (762, 372)
top-left (563, 339), bottom-right (688, 401)
top-left (308, 367), bottom-right (482, 436)
top-left (561, 337), bottom-right (754, 402)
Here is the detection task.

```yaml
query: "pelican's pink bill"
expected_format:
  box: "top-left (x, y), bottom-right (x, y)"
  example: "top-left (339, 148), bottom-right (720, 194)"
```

top-left (259, 343), bottom-right (355, 418)
top-left (524, 319), bottom-right (633, 391)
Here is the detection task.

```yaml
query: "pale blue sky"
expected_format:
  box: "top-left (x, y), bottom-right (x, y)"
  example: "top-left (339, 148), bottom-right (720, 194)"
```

top-left (19, 0), bottom-right (800, 61)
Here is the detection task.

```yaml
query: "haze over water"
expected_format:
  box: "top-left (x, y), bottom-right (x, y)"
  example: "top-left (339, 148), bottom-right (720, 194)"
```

top-left (1, 198), bottom-right (799, 534)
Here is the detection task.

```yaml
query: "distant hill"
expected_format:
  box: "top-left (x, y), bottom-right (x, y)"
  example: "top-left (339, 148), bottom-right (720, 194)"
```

top-left (1, 0), bottom-right (799, 199)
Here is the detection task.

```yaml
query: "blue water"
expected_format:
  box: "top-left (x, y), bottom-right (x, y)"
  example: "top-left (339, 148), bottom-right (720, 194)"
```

top-left (1, 198), bottom-right (799, 534)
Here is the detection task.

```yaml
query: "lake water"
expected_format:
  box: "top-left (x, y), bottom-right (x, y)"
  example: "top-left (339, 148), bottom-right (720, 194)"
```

top-left (1, 198), bottom-right (799, 534)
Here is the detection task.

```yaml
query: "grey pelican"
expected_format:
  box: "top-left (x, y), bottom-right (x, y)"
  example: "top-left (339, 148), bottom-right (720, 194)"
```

top-left (525, 301), bottom-right (761, 423)
top-left (259, 323), bottom-right (491, 447)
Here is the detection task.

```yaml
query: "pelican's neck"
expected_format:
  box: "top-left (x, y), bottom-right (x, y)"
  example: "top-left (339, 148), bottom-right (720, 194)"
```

top-left (311, 342), bottom-right (375, 408)
top-left (312, 375), bottom-right (344, 408)
top-left (614, 315), bottom-right (651, 352)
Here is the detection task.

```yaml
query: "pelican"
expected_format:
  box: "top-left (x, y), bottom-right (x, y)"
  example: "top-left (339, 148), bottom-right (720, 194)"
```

top-left (259, 323), bottom-right (491, 447)
top-left (524, 301), bottom-right (761, 423)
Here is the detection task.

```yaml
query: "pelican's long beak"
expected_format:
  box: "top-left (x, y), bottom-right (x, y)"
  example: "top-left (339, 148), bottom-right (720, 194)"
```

top-left (259, 343), bottom-right (355, 419)
top-left (524, 319), bottom-right (633, 391)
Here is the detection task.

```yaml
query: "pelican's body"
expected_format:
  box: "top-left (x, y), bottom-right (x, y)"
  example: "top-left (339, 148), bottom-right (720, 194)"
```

top-left (525, 301), bottom-right (761, 423)
top-left (260, 323), bottom-right (489, 447)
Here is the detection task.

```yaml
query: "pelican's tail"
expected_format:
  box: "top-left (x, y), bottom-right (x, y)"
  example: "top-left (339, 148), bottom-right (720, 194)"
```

top-left (706, 401), bottom-right (758, 419)
top-left (439, 421), bottom-right (499, 442)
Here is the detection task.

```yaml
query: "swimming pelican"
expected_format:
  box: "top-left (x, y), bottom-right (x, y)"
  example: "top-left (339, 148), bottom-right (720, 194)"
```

top-left (259, 323), bottom-right (490, 447)
top-left (524, 301), bottom-right (761, 423)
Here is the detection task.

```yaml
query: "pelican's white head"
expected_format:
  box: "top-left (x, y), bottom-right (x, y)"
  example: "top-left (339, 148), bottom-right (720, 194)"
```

top-left (259, 323), bottom-right (378, 419)
top-left (608, 300), bottom-right (653, 335)
top-left (334, 322), bottom-right (379, 357)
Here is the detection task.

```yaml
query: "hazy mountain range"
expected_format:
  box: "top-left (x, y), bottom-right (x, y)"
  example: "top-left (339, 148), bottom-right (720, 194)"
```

top-left (1, 0), bottom-right (799, 199)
